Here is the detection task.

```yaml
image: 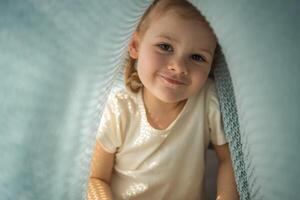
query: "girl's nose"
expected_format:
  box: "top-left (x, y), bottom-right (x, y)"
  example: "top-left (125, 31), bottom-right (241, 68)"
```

top-left (167, 57), bottom-right (188, 75)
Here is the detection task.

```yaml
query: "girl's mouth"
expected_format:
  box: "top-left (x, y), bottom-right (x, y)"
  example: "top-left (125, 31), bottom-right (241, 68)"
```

top-left (159, 74), bottom-right (186, 86)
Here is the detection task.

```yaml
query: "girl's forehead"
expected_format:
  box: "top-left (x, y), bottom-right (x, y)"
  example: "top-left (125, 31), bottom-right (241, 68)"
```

top-left (142, 11), bottom-right (216, 52)
top-left (147, 11), bottom-right (215, 40)
top-left (149, 9), bottom-right (211, 31)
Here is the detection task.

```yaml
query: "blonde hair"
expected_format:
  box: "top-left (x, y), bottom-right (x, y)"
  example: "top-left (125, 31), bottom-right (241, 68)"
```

top-left (124, 0), bottom-right (218, 93)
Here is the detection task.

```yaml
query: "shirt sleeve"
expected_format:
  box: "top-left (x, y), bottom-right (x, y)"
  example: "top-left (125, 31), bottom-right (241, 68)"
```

top-left (207, 81), bottom-right (228, 145)
top-left (96, 91), bottom-right (123, 153)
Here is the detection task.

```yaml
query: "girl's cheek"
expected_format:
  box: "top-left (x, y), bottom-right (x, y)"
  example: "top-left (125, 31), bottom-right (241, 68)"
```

top-left (149, 51), bottom-right (166, 65)
top-left (192, 68), bottom-right (209, 80)
top-left (154, 54), bottom-right (166, 63)
top-left (143, 47), bottom-right (158, 61)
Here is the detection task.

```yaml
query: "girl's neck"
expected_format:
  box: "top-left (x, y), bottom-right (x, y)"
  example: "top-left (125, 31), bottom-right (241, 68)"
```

top-left (142, 88), bottom-right (186, 114)
top-left (142, 87), bottom-right (187, 129)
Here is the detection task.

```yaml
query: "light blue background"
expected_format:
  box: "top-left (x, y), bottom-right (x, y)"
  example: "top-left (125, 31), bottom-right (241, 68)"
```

top-left (0, 0), bottom-right (299, 199)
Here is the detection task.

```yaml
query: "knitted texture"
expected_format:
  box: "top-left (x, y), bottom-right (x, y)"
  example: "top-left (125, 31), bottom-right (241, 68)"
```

top-left (213, 47), bottom-right (251, 200)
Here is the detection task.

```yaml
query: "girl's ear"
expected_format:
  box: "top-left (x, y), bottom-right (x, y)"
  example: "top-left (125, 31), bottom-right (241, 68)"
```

top-left (128, 32), bottom-right (140, 59)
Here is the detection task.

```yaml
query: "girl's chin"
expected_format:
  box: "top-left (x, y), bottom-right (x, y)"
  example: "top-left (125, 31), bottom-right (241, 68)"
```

top-left (143, 85), bottom-right (188, 104)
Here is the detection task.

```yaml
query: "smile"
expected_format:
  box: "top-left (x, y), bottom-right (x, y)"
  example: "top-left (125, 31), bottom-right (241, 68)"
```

top-left (159, 75), bottom-right (186, 87)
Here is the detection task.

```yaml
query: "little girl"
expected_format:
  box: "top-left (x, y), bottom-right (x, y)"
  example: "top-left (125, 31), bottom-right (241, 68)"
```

top-left (88, 0), bottom-right (239, 199)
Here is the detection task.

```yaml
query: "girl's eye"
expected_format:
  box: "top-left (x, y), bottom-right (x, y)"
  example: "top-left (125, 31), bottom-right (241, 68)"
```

top-left (157, 43), bottom-right (173, 52)
top-left (191, 54), bottom-right (206, 63)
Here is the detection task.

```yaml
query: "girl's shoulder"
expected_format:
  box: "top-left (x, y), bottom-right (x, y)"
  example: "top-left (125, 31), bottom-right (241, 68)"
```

top-left (193, 78), bottom-right (216, 99)
top-left (191, 78), bottom-right (218, 108)
top-left (106, 87), bottom-right (140, 114)
top-left (205, 78), bottom-right (218, 101)
top-left (109, 87), bottom-right (138, 102)
top-left (207, 78), bottom-right (217, 96)
top-left (204, 78), bottom-right (221, 114)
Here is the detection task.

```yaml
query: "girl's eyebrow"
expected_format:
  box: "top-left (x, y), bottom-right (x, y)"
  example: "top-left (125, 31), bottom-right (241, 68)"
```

top-left (196, 48), bottom-right (213, 57)
top-left (156, 34), bottom-right (179, 43)
top-left (155, 34), bottom-right (213, 57)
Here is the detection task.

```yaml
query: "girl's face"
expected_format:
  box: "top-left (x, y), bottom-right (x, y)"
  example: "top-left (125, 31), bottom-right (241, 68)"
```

top-left (129, 9), bottom-right (217, 104)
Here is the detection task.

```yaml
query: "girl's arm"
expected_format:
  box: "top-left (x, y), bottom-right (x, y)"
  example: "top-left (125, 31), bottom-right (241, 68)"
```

top-left (87, 140), bottom-right (115, 200)
top-left (213, 143), bottom-right (239, 200)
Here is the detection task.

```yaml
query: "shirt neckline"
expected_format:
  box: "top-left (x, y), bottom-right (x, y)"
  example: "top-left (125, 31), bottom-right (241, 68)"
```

top-left (137, 88), bottom-right (194, 134)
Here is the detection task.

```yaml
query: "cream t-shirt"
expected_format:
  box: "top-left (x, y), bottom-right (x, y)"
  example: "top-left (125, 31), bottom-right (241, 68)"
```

top-left (96, 79), bottom-right (227, 200)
